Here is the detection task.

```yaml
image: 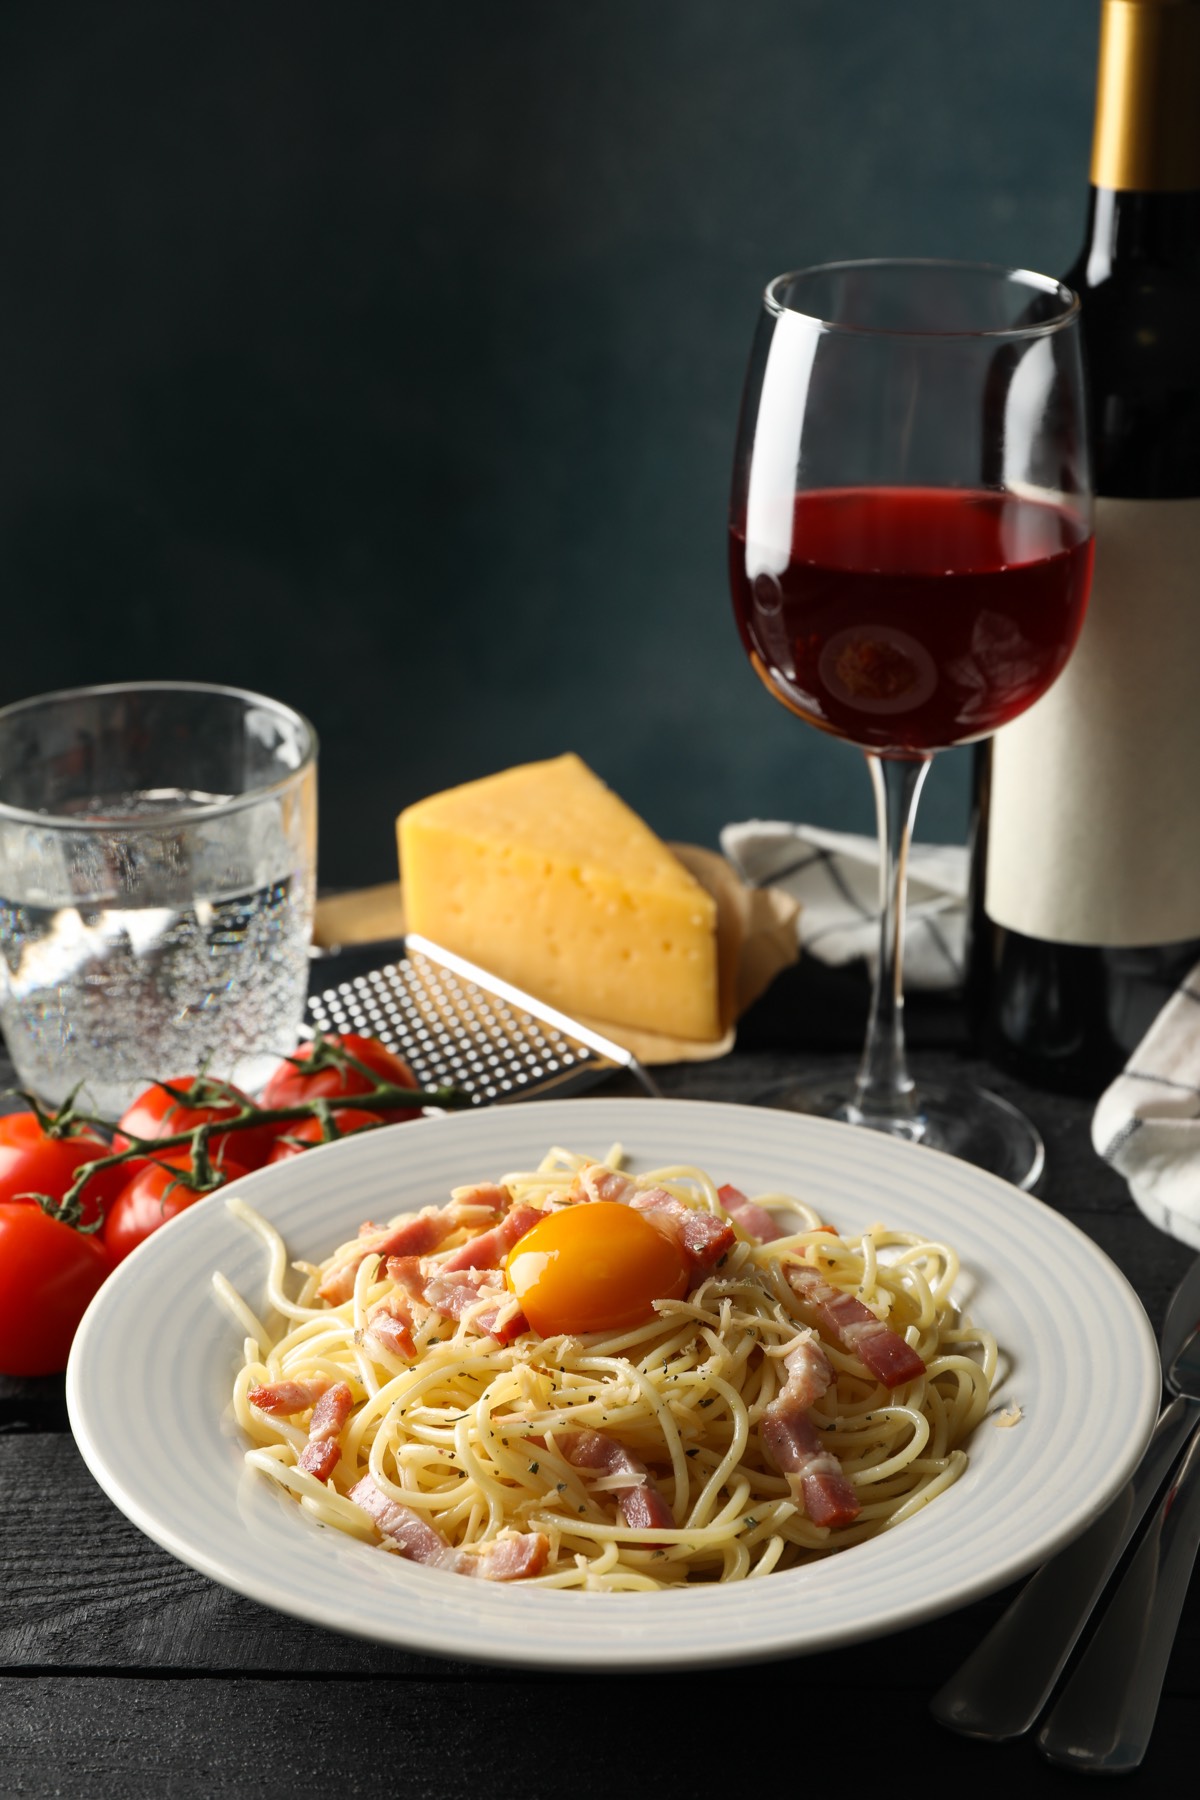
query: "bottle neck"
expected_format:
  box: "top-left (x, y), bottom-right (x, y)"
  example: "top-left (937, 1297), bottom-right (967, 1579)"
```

top-left (1078, 185), bottom-right (1200, 285)
top-left (1090, 0), bottom-right (1200, 195)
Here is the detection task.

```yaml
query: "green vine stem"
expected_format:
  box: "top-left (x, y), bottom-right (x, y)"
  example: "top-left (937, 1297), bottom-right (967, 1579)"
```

top-left (21, 1038), bottom-right (471, 1233)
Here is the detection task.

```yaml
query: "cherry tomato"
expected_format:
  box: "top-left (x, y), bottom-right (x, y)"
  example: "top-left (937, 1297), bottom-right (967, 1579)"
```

top-left (0, 1203), bottom-right (113, 1375)
top-left (103, 1153), bottom-right (250, 1265)
top-left (0, 1112), bottom-right (126, 1227)
top-left (261, 1034), bottom-right (421, 1122)
top-left (113, 1076), bottom-right (281, 1173)
top-left (266, 1108), bottom-right (384, 1162)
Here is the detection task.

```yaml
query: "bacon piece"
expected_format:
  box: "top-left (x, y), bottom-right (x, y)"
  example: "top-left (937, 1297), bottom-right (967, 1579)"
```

top-left (349, 1475), bottom-right (548, 1580)
top-left (449, 1181), bottom-right (512, 1212)
top-left (349, 1474), bottom-right (460, 1563)
top-left (318, 1198), bottom-right (500, 1304)
top-left (386, 1259), bottom-right (528, 1343)
top-left (385, 1254), bottom-right (428, 1301)
top-left (554, 1427), bottom-right (675, 1530)
top-left (630, 1188), bottom-right (736, 1278)
top-left (440, 1203), bottom-right (541, 1273)
top-left (468, 1533), bottom-right (549, 1581)
top-left (572, 1164), bottom-right (637, 1205)
top-left (776, 1329), bottom-right (836, 1409)
top-left (760, 1329), bottom-right (859, 1526)
top-left (422, 1267), bottom-right (529, 1343)
top-left (296, 1380), bottom-right (353, 1482)
top-left (246, 1376), bottom-right (332, 1417)
top-left (422, 1267), bottom-right (500, 1317)
top-left (366, 1291), bottom-right (417, 1359)
top-left (842, 1316), bottom-right (927, 1387)
top-left (786, 1266), bottom-right (926, 1388)
top-left (470, 1296), bottom-right (529, 1345)
top-left (717, 1183), bottom-right (786, 1244)
top-left (760, 1408), bottom-right (861, 1527)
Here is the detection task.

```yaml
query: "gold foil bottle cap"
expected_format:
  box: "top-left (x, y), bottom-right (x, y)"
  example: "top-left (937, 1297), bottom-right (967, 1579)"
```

top-left (1091, 0), bottom-right (1200, 190)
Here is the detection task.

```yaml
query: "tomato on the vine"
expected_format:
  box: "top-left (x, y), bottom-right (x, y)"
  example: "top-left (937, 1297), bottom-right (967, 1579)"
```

top-left (0, 1203), bottom-right (112, 1375)
top-left (261, 1034), bottom-right (421, 1122)
top-left (0, 1112), bottom-right (125, 1227)
top-left (113, 1076), bottom-right (281, 1173)
top-left (103, 1153), bottom-right (250, 1265)
top-left (266, 1107), bottom-right (383, 1162)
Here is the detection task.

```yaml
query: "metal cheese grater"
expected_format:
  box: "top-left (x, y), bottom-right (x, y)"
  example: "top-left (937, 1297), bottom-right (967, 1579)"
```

top-left (306, 933), bottom-right (661, 1106)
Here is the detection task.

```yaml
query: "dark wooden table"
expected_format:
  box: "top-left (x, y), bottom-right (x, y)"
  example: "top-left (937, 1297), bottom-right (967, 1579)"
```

top-left (3, 952), bottom-right (1196, 1795)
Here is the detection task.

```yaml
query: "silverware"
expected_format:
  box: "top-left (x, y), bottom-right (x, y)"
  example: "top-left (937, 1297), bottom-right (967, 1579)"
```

top-left (930, 1252), bottom-right (1200, 1742)
top-left (305, 933), bottom-right (663, 1105)
top-left (1036, 1319), bottom-right (1200, 1772)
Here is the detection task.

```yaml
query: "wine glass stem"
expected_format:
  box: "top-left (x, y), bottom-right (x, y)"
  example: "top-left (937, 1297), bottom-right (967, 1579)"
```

top-left (852, 751), bottom-right (933, 1129)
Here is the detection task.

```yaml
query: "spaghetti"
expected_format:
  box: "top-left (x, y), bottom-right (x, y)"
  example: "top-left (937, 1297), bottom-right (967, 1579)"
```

top-left (218, 1144), bottom-right (996, 1590)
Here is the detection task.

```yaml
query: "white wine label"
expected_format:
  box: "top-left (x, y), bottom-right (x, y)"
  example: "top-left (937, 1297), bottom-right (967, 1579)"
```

top-left (986, 496), bottom-right (1200, 946)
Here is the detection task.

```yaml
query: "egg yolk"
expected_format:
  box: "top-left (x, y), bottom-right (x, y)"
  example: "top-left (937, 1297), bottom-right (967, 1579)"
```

top-left (505, 1201), bottom-right (690, 1335)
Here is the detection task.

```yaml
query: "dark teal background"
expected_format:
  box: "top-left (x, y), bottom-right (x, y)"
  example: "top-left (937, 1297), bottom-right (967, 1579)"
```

top-left (0, 2), bottom-right (1098, 888)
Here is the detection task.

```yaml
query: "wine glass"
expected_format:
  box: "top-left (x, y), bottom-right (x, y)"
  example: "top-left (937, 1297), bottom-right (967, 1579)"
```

top-left (729, 259), bottom-right (1093, 1188)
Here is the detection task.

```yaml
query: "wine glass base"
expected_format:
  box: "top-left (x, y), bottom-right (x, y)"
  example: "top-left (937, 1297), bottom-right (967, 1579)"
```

top-left (757, 1067), bottom-right (1045, 1191)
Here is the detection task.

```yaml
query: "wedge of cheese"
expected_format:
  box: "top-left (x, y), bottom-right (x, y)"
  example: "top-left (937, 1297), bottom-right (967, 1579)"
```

top-left (397, 754), bottom-right (721, 1040)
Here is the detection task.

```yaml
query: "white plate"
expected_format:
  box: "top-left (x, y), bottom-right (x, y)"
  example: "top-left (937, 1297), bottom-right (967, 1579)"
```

top-left (66, 1098), bottom-right (1160, 1671)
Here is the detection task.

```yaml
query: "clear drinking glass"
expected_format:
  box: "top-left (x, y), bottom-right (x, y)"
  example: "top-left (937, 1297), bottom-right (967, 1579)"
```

top-left (729, 259), bottom-right (1094, 1188)
top-left (0, 681), bottom-right (318, 1119)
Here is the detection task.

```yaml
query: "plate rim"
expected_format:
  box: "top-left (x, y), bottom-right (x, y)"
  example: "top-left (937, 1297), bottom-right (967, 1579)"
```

top-left (66, 1096), bottom-right (1162, 1671)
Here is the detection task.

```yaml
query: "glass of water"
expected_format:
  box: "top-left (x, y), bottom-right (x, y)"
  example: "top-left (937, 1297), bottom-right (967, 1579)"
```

top-left (0, 681), bottom-right (318, 1119)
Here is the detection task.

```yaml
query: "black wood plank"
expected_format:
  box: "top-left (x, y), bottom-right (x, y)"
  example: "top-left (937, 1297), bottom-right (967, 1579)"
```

top-left (1, 1674), bottom-right (1196, 1799)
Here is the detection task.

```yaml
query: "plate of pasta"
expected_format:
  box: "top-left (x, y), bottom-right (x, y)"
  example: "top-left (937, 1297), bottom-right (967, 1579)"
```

top-left (67, 1097), bottom-right (1159, 1669)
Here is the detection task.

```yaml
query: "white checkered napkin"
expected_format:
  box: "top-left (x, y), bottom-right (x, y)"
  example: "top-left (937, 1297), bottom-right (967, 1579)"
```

top-left (720, 820), bottom-right (967, 992)
top-left (1093, 961), bottom-right (1200, 1250)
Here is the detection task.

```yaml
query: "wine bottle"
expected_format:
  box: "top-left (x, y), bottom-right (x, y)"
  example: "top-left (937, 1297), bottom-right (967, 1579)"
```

top-left (966, 0), bottom-right (1200, 1095)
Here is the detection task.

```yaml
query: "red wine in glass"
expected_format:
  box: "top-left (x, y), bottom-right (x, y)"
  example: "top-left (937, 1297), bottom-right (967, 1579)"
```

top-left (728, 260), bottom-right (1093, 1189)
top-left (730, 486), bottom-right (1094, 755)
